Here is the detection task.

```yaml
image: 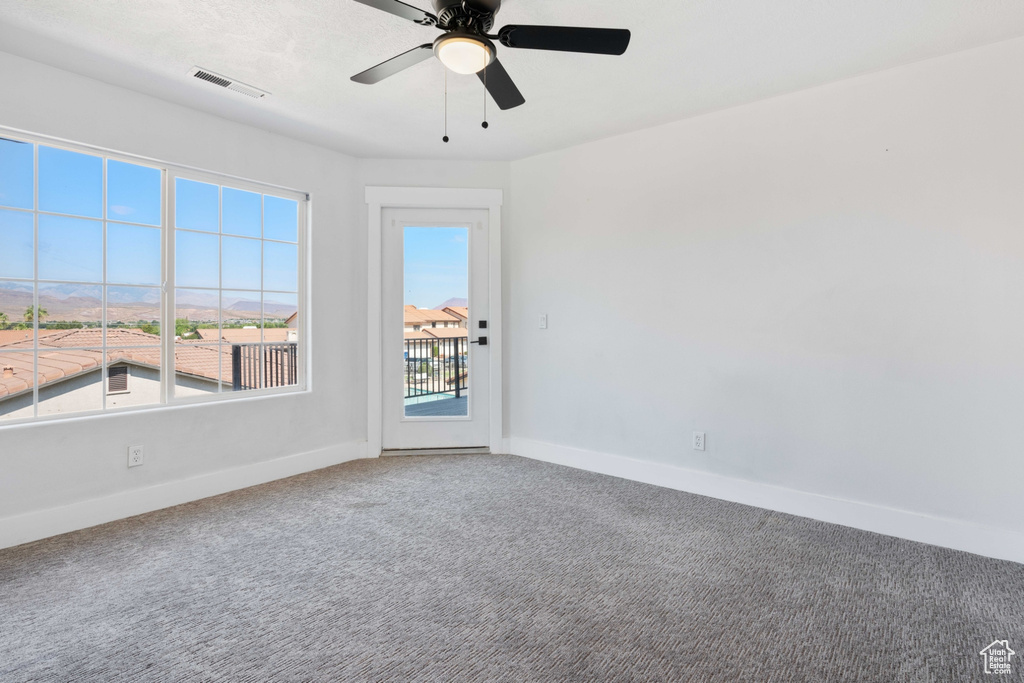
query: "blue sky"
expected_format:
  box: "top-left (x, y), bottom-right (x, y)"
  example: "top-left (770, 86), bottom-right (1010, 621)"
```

top-left (0, 140), bottom-right (300, 313)
top-left (403, 226), bottom-right (468, 310)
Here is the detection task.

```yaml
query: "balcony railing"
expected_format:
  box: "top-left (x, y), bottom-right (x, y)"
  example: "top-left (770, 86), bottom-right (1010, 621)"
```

top-left (405, 336), bottom-right (467, 400)
top-left (232, 342), bottom-right (298, 391)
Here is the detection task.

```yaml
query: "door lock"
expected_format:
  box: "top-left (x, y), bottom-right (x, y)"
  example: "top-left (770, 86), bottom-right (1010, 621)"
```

top-left (470, 336), bottom-right (488, 346)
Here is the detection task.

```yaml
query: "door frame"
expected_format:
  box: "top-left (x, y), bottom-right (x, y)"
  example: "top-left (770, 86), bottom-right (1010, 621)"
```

top-left (366, 186), bottom-right (503, 457)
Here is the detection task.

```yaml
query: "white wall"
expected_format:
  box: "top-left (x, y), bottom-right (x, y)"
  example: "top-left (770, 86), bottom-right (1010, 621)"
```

top-left (508, 37), bottom-right (1024, 558)
top-left (5, 32), bottom-right (1023, 562)
top-left (0, 51), bottom-right (363, 543)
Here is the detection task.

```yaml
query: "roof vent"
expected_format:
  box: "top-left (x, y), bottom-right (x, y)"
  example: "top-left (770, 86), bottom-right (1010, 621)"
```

top-left (188, 67), bottom-right (270, 100)
top-left (3, 366), bottom-right (14, 379)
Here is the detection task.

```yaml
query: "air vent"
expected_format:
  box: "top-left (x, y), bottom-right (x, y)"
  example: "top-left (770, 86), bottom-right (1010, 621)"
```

top-left (188, 67), bottom-right (270, 100)
top-left (108, 365), bottom-right (128, 393)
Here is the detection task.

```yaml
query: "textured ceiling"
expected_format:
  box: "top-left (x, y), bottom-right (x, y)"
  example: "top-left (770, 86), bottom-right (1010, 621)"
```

top-left (1, 1), bottom-right (1023, 160)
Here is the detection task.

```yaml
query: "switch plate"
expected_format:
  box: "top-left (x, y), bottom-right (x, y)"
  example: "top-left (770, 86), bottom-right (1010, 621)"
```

top-left (128, 445), bottom-right (144, 468)
top-left (693, 432), bottom-right (706, 451)
top-left (539, 314), bottom-right (548, 329)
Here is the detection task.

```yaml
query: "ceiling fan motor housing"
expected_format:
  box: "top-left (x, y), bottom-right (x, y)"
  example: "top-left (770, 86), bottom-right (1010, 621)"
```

top-left (433, 0), bottom-right (500, 33)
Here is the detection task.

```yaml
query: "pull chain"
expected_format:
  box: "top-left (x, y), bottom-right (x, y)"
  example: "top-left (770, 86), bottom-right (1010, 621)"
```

top-left (443, 67), bottom-right (449, 143)
top-left (482, 55), bottom-right (489, 129)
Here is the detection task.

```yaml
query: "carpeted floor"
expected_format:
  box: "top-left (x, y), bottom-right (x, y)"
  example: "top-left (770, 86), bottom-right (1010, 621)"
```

top-left (1, 454), bottom-right (1021, 682)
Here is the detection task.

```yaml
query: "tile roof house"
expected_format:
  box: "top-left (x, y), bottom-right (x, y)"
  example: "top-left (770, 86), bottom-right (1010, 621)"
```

top-left (442, 307), bottom-right (468, 325)
top-left (402, 327), bottom-right (468, 341)
top-left (0, 329), bottom-right (65, 346)
top-left (403, 306), bottom-right (461, 332)
top-left (402, 324), bottom-right (468, 360)
top-left (0, 328), bottom-right (294, 416)
top-left (418, 327), bottom-right (468, 340)
top-left (195, 328), bottom-right (298, 343)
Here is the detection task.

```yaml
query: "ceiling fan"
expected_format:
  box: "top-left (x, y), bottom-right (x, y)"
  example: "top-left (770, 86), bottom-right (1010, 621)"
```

top-left (350, 0), bottom-right (631, 111)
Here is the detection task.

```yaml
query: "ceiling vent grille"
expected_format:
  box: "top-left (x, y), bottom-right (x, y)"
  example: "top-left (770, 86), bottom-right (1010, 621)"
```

top-left (188, 67), bottom-right (270, 100)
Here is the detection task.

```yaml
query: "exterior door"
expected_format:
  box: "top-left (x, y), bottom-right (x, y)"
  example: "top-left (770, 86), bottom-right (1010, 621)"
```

top-left (381, 207), bottom-right (489, 450)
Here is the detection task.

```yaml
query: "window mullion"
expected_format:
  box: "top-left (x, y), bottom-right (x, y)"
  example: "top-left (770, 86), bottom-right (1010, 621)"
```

top-left (162, 172), bottom-right (175, 405)
top-left (32, 142), bottom-right (39, 419)
top-left (101, 158), bottom-right (108, 412)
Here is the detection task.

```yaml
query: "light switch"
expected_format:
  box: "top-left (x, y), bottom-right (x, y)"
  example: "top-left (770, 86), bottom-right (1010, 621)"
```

top-left (539, 314), bottom-right (548, 329)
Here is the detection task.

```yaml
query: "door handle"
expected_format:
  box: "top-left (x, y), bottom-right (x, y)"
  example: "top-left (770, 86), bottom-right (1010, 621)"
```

top-left (470, 336), bottom-right (488, 346)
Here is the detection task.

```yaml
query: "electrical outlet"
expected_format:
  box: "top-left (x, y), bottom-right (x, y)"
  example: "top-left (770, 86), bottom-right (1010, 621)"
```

top-left (693, 432), bottom-right (706, 451)
top-left (128, 445), bottom-right (144, 468)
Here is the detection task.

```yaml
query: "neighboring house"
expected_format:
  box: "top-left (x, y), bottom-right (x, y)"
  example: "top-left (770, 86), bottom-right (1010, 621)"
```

top-left (0, 329), bottom-right (65, 345)
top-left (0, 328), bottom-right (293, 420)
top-left (442, 307), bottom-right (468, 327)
top-left (419, 327), bottom-right (468, 340)
top-left (403, 325), bottom-right (468, 359)
top-left (402, 326), bottom-right (468, 342)
top-left (195, 328), bottom-right (298, 343)
top-left (403, 305), bottom-right (461, 332)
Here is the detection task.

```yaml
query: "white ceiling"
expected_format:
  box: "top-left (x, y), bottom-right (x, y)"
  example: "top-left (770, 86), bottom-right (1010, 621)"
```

top-left (1, 1), bottom-right (1023, 161)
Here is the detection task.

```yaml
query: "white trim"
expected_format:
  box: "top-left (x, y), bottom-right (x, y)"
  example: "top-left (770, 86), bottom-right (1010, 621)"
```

top-left (0, 440), bottom-right (369, 550)
top-left (381, 447), bottom-right (490, 457)
top-left (367, 198), bottom-right (383, 458)
top-left (510, 437), bottom-right (1024, 565)
top-left (365, 187), bottom-right (503, 458)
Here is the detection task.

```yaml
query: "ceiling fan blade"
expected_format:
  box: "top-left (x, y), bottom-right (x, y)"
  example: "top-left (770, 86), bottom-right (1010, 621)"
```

top-left (478, 59), bottom-right (525, 110)
top-left (351, 44), bottom-right (435, 84)
top-left (498, 25), bottom-right (631, 55)
top-left (352, 0), bottom-right (437, 26)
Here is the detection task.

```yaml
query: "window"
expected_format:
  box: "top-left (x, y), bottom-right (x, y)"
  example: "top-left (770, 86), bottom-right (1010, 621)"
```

top-left (174, 177), bottom-right (300, 394)
top-left (0, 131), bottom-right (306, 425)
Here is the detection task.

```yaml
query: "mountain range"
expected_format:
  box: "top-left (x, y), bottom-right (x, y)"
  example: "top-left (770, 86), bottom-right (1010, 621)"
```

top-left (435, 297), bottom-right (468, 310)
top-left (0, 284), bottom-right (295, 323)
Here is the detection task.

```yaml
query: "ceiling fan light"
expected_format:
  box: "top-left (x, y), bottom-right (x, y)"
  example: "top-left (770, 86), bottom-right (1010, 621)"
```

top-left (435, 35), bottom-right (493, 75)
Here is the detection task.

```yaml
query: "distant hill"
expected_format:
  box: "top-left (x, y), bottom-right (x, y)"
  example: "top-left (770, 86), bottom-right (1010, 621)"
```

top-left (1, 284), bottom-right (296, 325)
top-left (435, 297), bottom-right (468, 310)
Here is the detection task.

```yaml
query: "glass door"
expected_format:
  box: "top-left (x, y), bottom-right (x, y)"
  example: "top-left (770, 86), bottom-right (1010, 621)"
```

top-left (381, 208), bottom-right (489, 450)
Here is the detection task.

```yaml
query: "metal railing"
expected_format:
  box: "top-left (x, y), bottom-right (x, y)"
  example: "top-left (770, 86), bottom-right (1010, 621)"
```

top-left (232, 342), bottom-right (298, 391)
top-left (404, 336), bottom-right (467, 400)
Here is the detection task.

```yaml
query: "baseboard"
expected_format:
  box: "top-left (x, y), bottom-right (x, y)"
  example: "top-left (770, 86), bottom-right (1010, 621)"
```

top-left (382, 447), bottom-right (490, 457)
top-left (510, 437), bottom-right (1024, 565)
top-left (0, 440), bottom-right (370, 550)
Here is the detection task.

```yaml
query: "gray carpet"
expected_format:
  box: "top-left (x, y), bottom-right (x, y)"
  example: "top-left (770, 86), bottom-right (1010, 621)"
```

top-left (1, 455), bottom-right (1021, 682)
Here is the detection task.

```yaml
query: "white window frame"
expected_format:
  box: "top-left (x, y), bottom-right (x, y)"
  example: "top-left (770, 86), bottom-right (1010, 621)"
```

top-left (0, 126), bottom-right (310, 427)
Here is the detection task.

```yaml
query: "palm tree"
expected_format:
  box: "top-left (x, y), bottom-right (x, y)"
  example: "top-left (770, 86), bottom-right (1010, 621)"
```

top-left (24, 306), bottom-right (48, 323)
top-left (0, 311), bottom-right (8, 324)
